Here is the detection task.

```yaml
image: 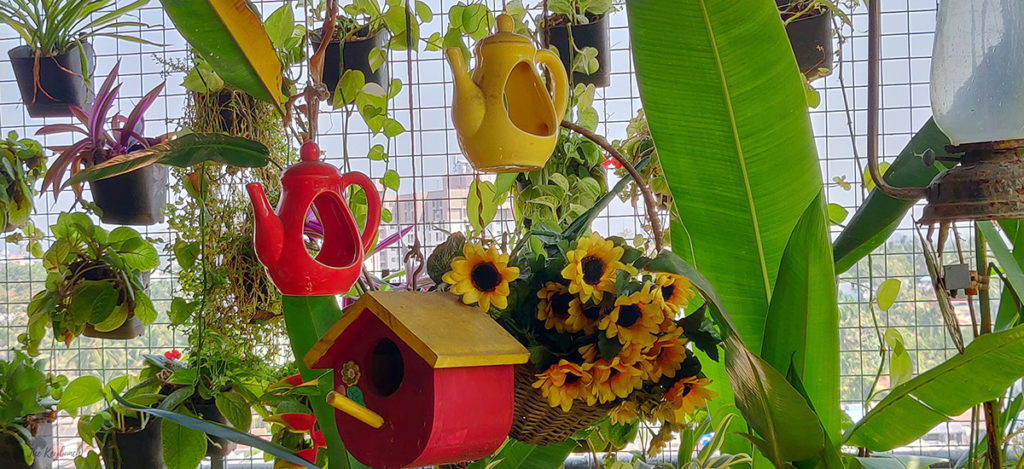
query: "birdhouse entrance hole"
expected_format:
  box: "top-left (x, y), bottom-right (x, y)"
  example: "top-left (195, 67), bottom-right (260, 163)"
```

top-left (370, 338), bottom-right (403, 397)
top-left (504, 61), bottom-right (553, 137)
top-left (305, 192), bottom-right (360, 268)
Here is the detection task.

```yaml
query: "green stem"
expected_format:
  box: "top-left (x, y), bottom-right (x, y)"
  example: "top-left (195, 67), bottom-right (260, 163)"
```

top-left (976, 225), bottom-right (1002, 469)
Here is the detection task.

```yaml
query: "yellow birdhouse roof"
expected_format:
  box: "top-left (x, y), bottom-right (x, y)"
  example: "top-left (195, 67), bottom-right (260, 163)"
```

top-left (304, 291), bottom-right (530, 369)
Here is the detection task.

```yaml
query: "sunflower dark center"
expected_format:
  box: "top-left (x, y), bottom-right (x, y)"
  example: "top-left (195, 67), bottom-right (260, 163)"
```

top-left (551, 293), bottom-right (573, 317)
top-left (583, 306), bottom-right (601, 321)
top-left (470, 262), bottom-right (501, 292)
top-left (581, 256), bottom-right (607, 285)
top-left (617, 304), bottom-right (642, 328)
top-left (662, 284), bottom-right (675, 300)
top-left (564, 373), bottom-right (581, 384)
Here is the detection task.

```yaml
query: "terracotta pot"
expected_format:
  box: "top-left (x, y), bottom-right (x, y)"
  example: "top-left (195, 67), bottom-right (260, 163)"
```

top-left (311, 26), bottom-right (390, 102)
top-left (8, 43), bottom-right (96, 118)
top-left (99, 417), bottom-right (163, 469)
top-left (784, 8), bottom-right (834, 80)
top-left (89, 163), bottom-right (168, 226)
top-left (0, 418), bottom-right (54, 469)
top-left (544, 14), bottom-right (610, 88)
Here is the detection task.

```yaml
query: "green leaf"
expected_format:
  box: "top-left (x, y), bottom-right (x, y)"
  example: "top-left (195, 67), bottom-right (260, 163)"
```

top-left (91, 303), bottom-right (129, 332)
top-left (116, 236), bottom-right (159, 271)
top-left (59, 376), bottom-right (105, 414)
top-left (467, 180), bottom-right (497, 234)
top-left (215, 390), bottom-right (252, 432)
top-left (381, 169), bottom-right (400, 191)
top-left (70, 281), bottom-right (118, 326)
top-left (161, 416), bottom-right (207, 469)
top-left (264, 3), bottom-right (294, 48)
top-left (414, 1), bottom-right (432, 22)
top-left (367, 144), bottom-right (386, 161)
top-left (852, 455), bottom-right (946, 469)
top-left (979, 220), bottom-right (1024, 331)
top-left (833, 119), bottom-right (955, 274)
top-left (883, 328), bottom-right (912, 387)
top-left (466, 438), bottom-right (576, 469)
top-left (844, 324), bottom-right (1024, 451)
top-left (169, 298), bottom-right (193, 325)
top-left (368, 47), bottom-right (387, 73)
top-left (382, 118), bottom-right (405, 138)
top-left (335, 69), bottom-right (366, 107)
top-left (134, 293), bottom-right (157, 325)
top-left (826, 203), bottom-right (848, 225)
top-left (876, 278), bottom-right (901, 311)
top-left (64, 133), bottom-right (271, 188)
top-left (160, 0), bottom-right (284, 110)
top-left (628, 0), bottom-right (838, 453)
top-left (861, 163), bottom-right (891, 192)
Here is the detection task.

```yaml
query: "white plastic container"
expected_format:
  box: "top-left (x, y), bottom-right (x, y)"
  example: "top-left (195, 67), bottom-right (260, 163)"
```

top-left (930, 0), bottom-right (1024, 144)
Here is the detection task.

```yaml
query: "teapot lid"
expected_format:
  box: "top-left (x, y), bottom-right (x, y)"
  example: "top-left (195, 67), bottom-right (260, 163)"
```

top-left (476, 14), bottom-right (531, 47)
top-left (282, 142), bottom-right (342, 181)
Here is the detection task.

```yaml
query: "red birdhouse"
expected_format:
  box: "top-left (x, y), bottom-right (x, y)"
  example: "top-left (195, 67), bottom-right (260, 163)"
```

top-left (304, 291), bottom-right (529, 469)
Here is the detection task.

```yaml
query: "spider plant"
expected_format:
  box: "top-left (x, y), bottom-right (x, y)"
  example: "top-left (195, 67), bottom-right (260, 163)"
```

top-left (0, 0), bottom-right (153, 56)
top-left (36, 61), bottom-right (168, 200)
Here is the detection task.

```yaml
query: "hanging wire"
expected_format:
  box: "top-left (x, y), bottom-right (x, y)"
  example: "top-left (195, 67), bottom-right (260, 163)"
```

top-left (401, 0), bottom-right (425, 290)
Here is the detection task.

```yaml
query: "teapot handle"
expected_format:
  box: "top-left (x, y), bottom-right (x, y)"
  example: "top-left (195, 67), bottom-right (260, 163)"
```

top-left (339, 171), bottom-right (382, 254)
top-left (535, 49), bottom-right (570, 123)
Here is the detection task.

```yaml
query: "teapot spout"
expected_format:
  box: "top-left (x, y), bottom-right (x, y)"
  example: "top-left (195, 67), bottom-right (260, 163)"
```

top-left (445, 48), bottom-right (485, 136)
top-left (246, 182), bottom-right (283, 267)
top-left (327, 391), bottom-right (384, 429)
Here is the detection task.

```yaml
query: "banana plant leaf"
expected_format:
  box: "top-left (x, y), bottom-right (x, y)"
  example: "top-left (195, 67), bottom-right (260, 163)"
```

top-left (465, 438), bottom-right (576, 469)
top-left (282, 295), bottom-right (367, 469)
top-left (111, 390), bottom-right (318, 469)
top-left (989, 220), bottom-right (1024, 331)
top-left (832, 119), bottom-right (955, 273)
top-left (159, 0), bottom-right (284, 111)
top-left (646, 252), bottom-right (825, 464)
top-left (628, 0), bottom-right (838, 452)
top-left (843, 324), bottom-right (1024, 451)
top-left (62, 133), bottom-right (271, 188)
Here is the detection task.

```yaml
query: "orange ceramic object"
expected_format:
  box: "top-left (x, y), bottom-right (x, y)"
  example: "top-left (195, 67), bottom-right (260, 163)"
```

top-left (247, 142), bottom-right (380, 296)
top-left (446, 14), bottom-right (569, 173)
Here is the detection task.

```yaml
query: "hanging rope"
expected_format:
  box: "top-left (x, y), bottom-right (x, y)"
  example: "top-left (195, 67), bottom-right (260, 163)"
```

top-left (401, 0), bottom-right (425, 290)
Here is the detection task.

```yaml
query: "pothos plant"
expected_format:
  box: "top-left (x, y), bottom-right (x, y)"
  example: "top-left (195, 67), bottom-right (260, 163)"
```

top-left (0, 131), bottom-right (46, 254)
top-left (23, 212), bottom-right (158, 355)
top-left (0, 351), bottom-right (64, 467)
top-left (510, 83), bottom-right (606, 232)
top-left (611, 109), bottom-right (672, 250)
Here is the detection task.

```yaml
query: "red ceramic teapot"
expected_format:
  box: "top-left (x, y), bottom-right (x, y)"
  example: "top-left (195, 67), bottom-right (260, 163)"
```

top-left (246, 142), bottom-right (381, 296)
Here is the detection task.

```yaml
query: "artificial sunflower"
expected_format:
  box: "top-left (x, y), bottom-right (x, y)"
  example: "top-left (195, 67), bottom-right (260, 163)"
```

top-left (560, 233), bottom-right (634, 303)
top-left (654, 272), bottom-right (696, 314)
top-left (565, 297), bottom-right (608, 334)
top-left (536, 282), bottom-right (582, 333)
top-left (608, 399), bottom-right (639, 425)
top-left (442, 243), bottom-right (519, 311)
top-left (655, 376), bottom-right (717, 424)
top-left (533, 360), bottom-right (591, 412)
top-left (578, 342), bottom-right (644, 366)
top-left (587, 357), bottom-right (644, 404)
top-left (598, 283), bottom-right (663, 347)
top-left (642, 332), bottom-right (689, 381)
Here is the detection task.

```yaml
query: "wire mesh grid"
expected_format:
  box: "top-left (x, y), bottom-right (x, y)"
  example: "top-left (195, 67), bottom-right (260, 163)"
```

top-left (0, 0), bottom-right (1012, 466)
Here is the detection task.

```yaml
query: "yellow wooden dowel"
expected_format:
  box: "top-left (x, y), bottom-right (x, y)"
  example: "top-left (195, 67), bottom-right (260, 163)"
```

top-left (326, 391), bottom-right (384, 429)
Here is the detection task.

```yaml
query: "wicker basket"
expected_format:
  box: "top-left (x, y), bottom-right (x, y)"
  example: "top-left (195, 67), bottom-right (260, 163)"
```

top-left (509, 364), bottom-right (615, 446)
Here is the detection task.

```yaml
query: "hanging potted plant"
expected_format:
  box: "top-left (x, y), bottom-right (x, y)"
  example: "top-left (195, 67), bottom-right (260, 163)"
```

top-left (0, 351), bottom-right (64, 469)
top-left (0, 132), bottom-right (45, 235)
top-left (309, 1), bottom-right (394, 101)
top-left (538, 0), bottom-right (614, 88)
top-left (36, 62), bottom-right (170, 226)
top-left (23, 212), bottom-right (159, 354)
top-left (777, 0), bottom-right (843, 81)
top-left (0, 0), bottom-right (153, 117)
top-left (62, 371), bottom-right (167, 469)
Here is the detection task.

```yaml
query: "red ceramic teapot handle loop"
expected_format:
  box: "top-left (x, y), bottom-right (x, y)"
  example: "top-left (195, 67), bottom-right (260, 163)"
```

top-left (339, 171), bottom-right (381, 254)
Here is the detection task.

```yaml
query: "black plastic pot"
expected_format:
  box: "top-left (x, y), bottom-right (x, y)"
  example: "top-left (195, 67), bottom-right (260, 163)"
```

top-left (311, 27), bottom-right (390, 102)
top-left (0, 419), bottom-right (54, 469)
top-left (8, 43), bottom-right (96, 118)
top-left (784, 9), bottom-right (834, 80)
top-left (99, 417), bottom-right (164, 469)
top-left (89, 163), bottom-right (168, 226)
top-left (193, 400), bottom-right (237, 458)
top-left (545, 14), bottom-right (611, 88)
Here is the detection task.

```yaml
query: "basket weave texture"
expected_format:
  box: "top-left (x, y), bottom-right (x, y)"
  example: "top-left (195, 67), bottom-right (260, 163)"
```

top-left (509, 364), bottom-right (615, 446)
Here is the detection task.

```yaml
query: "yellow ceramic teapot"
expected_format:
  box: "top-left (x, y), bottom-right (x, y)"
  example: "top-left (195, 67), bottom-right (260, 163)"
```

top-left (446, 14), bottom-right (569, 173)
